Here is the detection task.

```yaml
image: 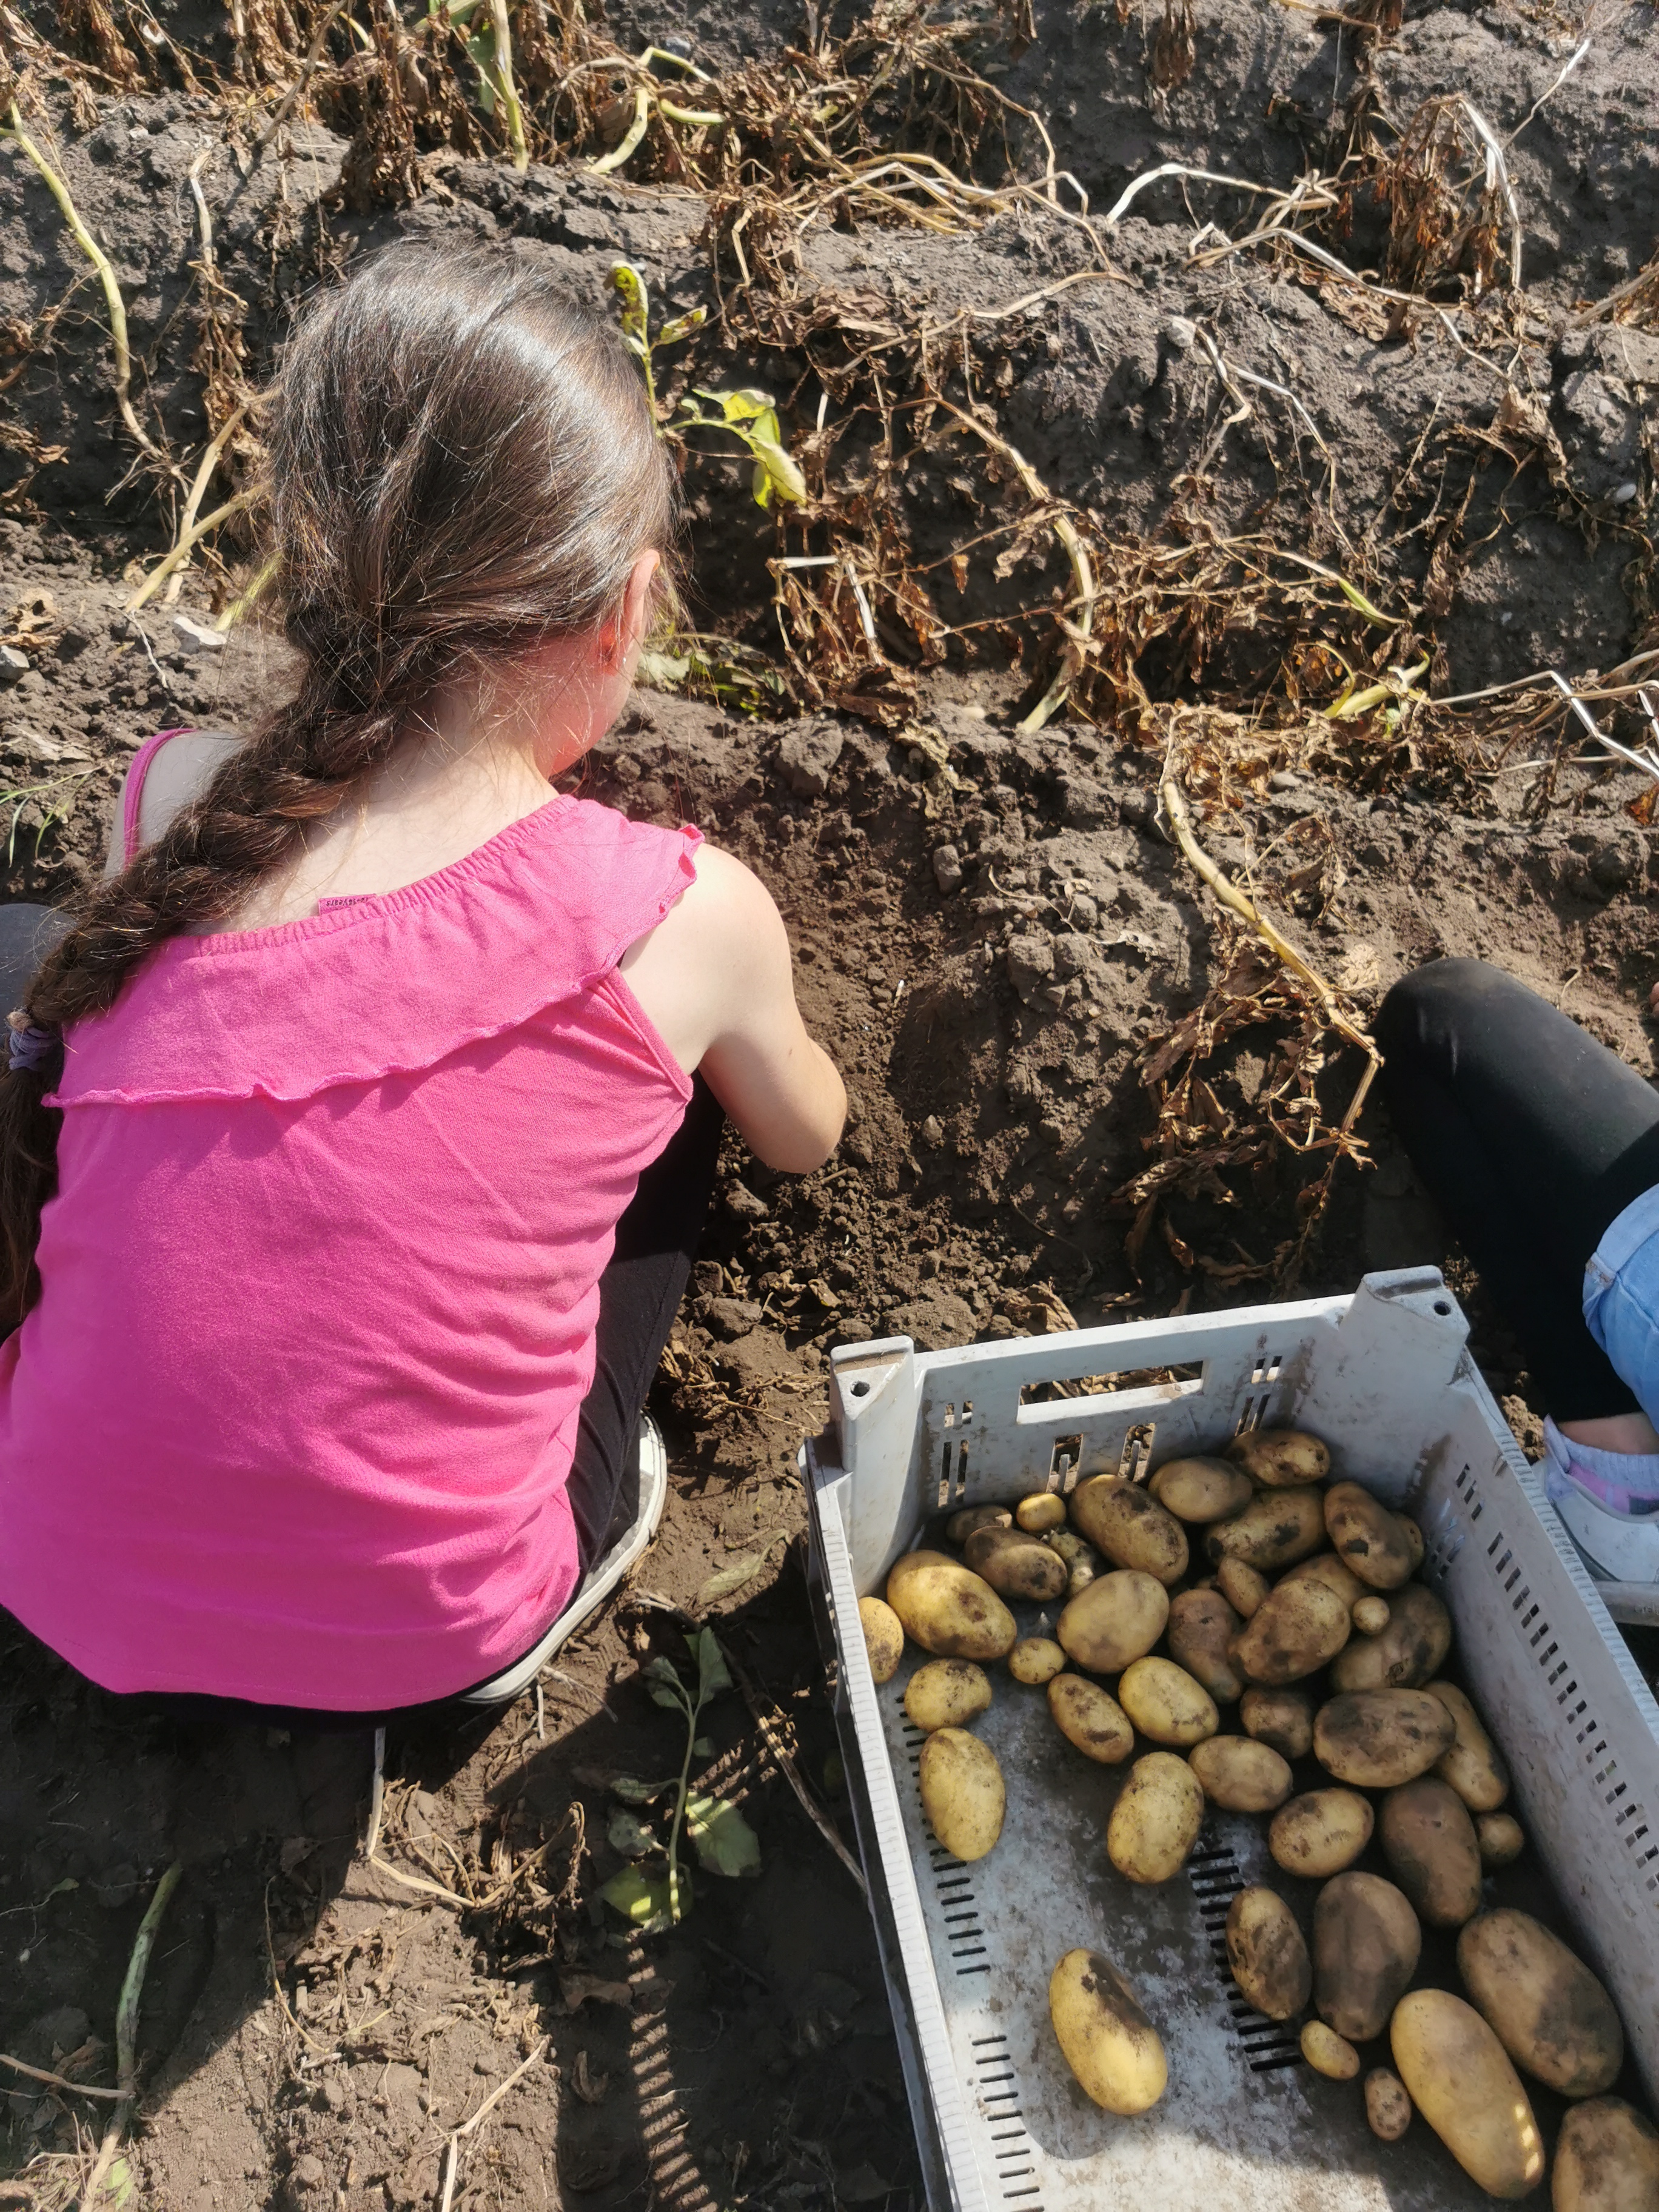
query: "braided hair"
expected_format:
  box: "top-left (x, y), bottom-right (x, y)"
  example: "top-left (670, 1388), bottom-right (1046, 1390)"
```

top-left (0, 241), bottom-right (677, 1322)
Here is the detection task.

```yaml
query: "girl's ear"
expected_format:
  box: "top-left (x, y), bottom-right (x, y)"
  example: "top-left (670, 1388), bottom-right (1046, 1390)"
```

top-left (602, 548), bottom-right (661, 667)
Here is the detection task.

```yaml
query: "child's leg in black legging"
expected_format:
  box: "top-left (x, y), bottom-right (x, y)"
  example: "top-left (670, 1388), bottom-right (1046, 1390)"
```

top-left (1375, 959), bottom-right (1659, 1422)
top-left (564, 1074), bottom-right (725, 1567)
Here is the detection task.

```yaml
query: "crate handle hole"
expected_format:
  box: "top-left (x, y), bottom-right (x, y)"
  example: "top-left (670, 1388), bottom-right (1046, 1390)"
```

top-left (850, 1380), bottom-right (871, 1398)
top-left (1433, 1299), bottom-right (1452, 1316)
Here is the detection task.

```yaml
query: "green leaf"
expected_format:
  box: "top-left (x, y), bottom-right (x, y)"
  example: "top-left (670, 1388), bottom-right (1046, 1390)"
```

top-left (637, 646), bottom-right (691, 690)
top-left (655, 306), bottom-right (708, 348)
top-left (747, 436), bottom-right (808, 506)
top-left (108, 2159), bottom-right (135, 2209)
top-left (697, 1553), bottom-right (763, 1608)
top-left (692, 1735), bottom-right (714, 1757)
top-left (643, 1654), bottom-right (688, 1710)
top-left (600, 1863), bottom-right (688, 1932)
top-left (609, 1774), bottom-right (673, 1805)
top-left (607, 1808), bottom-right (660, 1858)
top-left (695, 384), bottom-right (777, 429)
top-left (692, 1627), bottom-right (732, 1701)
top-left (685, 1794), bottom-right (761, 1878)
top-left (609, 263), bottom-right (651, 352)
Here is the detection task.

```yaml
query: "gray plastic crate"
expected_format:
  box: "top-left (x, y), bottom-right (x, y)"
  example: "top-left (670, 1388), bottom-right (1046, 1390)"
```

top-left (804, 1270), bottom-right (1659, 2212)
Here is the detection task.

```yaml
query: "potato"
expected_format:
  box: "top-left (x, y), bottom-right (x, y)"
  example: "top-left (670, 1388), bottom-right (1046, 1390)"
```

top-left (1365, 2068), bottom-right (1412, 2143)
top-left (1478, 1812), bottom-right (1526, 1868)
top-left (1314, 1872), bottom-right (1421, 2042)
top-left (1225, 1885), bottom-right (1310, 2020)
top-left (1330, 1583), bottom-right (1452, 1693)
top-left (1269, 1789), bottom-right (1375, 1879)
top-left (1227, 1427), bottom-right (1331, 1486)
top-left (858, 1596), bottom-right (904, 1684)
top-left (1045, 1526), bottom-right (1102, 1598)
top-left (1207, 1488), bottom-right (1327, 1573)
top-left (918, 1728), bottom-right (1005, 1862)
top-left (1016, 1491), bottom-right (1067, 1535)
top-left (886, 1550), bottom-right (1017, 1660)
top-left (1241, 1685), bottom-right (1315, 1761)
top-left (1048, 1673), bottom-right (1135, 1765)
top-left (965, 1524), bottom-right (1068, 1603)
top-left (1168, 1588), bottom-right (1245, 1704)
top-left (1391, 1989), bottom-right (1545, 2200)
top-left (1190, 1735), bottom-right (1293, 1814)
top-left (1218, 1558), bottom-right (1270, 1618)
top-left (1352, 1595), bottom-right (1391, 1636)
top-left (1279, 1552), bottom-right (1367, 1610)
top-left (1427, 1680), bottom-right (1511, 1814)
top-left (1233, 1577), bottom-right (1352, 1686)
top-left (905, 1658), bottom-right (993, 1734)
top-left (1302, 2021), bottom-right (1360, 2080)
top-left (1048, 1949), bottom-right (1167, 2116)
top-left (1396, 1513), bottom-right (1426, 1573)
top-left (1070, 1476), bottom-right (1189, 1585)
top-left (1107, 1752), bottom-right (1205, 1884)
top-left (1323, 1481), bottom-right (1416, 1590)
top-left (1457, 1908), bottom-right (1623, 2099)
top-left (1552, 2098), bottom-right (1659, 2212)
top-left (1118, 1656), bottom-right (1219, 1748)
top-left (1009, 1636), bottom-right (1066, 1685)
top-left (1313, 1688), bottom-right (1456, 1788)
top-left (945, 1504), bottom-right (1012, 1544)
top-left (1379, 1777), bottom-right (1483, 1926)
top-left (1148, 1455), bottom-right (1254, 1524)
top-left (1057, 1569), bottom-right (1168, 1674)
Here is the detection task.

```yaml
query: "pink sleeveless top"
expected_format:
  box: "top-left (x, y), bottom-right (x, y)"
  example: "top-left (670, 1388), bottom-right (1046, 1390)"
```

top-left (0, 735), bottom-right (700, 1708)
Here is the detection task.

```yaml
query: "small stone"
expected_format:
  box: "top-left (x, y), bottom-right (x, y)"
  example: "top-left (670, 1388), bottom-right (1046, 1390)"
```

top-left (920, 1116), bottom-right (944, 1147)
top-left (776, 719), bottom-right (844, 799)
top-left (171, 613), bottom-right (225, 654)
top-left (1162, 315), bottom-right (1196, 352)
top-left (0, 644), bottom-right (28, 682)
top-left (701, 1295), bottom-right (764, 1338)
top-left (1613, 482), bottom-right (1640, 505)
top-left (1, 728), bottom-right (89, 767)
top-left (931, 844), bottom-right (963, 894)
top-left (290, 2154), bottom-right (326, 2189)
top-left (725, 1183), bottom-right (769, 1222)
top-left (1269, 769), bottom-right (1300, 791)
top-left (1006, 933), bottom-right (1056, 1004)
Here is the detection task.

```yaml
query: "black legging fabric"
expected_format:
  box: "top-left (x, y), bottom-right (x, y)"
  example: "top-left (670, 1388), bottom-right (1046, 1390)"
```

top-left (0, 901), bottom-right (724, 1726)
top-left (1375, 958), bottom-right (1659, 1421)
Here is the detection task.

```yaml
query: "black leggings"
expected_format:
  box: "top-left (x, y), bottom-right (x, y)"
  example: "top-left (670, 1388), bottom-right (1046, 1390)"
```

top-left (1375, 959), bottom-right (1659, 1421)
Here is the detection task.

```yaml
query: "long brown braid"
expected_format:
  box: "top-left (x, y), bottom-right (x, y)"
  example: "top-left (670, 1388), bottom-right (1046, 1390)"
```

top-left (0, 241), bottom-right (677, 1323)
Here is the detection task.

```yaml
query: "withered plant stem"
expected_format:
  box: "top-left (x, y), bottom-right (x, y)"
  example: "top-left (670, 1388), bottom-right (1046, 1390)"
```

top-left (77, 1861), bottom-right (183, 2208)
top-left (127, 489), bottom-right (253, 614)
top-left (164, 401), bottom-right (250, 606)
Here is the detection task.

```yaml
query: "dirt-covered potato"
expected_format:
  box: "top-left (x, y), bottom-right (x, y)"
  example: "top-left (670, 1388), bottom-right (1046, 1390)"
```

top-left (945, 1504), bottom-right (1012, 1544)
top-left (1552, 2097), bottom-right (1659, 2212)
top-left (1070, 1476), bottom-right (1189, 1585)
top-left (1009, 1636), bottom-right (1066, 1685)
top-left (1225, 1886), bottom-right (1311, 2020)
top-left (1395, 1513), bottom-right (1426, 1574)
top-left (1207, 1488), bottom-right (1327, 1574)
top-left (918, 1728), bottom-right (1005, 1862)
top-left (1330, 1583), bottom-right (1452, 1692)
top-left (1241, 1684), bottom-right (1315, 1761)
top-left (1379, 1776), bottom-right (1483, 1927)
top-left (965, 1524), bottom-right (1069, 1603)
top-left (1478, 1812), bottom-right (1526, 1868)
top-left (886, 1551), bottom-right (1017, 1660)
top-left (1269, 1788), bottom-right (1375, 1879)
top-left (1313, 1688), bottom-right (1456, 1788)
top-left (904, 1658), bottom-right (993, 1734)
top-left (1232, 1576), bottom-right (1352, 1686)
top-left (1427, 1680), bottom-right (1511, 1814)
top-left (1351, 1595), bottom-right (1391, 1636)
top-left (1301, 2021), bottom-right (1360, 2080)
top-left (1279, 1552), bottom-right (1368, 1610)
top-left (1107, 1752), bottom-right (1206, 1885)
top-left (1314, 1872), bottom-right (1422, 2043)
top-left (1148, 1455), bottom-right (1254, 1525)
top-left (1391, 1989), bottom-right (1545, 2200)
top-left (1045, 1526), bottom-right (1102, 1598)
top-left (1365, 2068), bottom-right (1412, 2143)
top-left (1118, 1656), bottom-right (1219, 1748)
top-left (1057, 1569), bottom-right (1169, 1674)
top-left (1048, 1674), bottom-right (1134, 1765)
top-left (1016, 1491), bottom-right (1067, 1535)
top-left (858, 1596), bottom-right (904, 1684)
top-left (1218, 1558), bottom-right (1270, 1618)
top-left (1168, 1587), bottom-right (1245, 1704)
top-left (1190, 1735), bottom-right (1293, 1814)
top-left (1323, 1481), bottom-right (1416, 1590)
top-left (1457, 1908), bottom-right (1624, 2099)
top-left (1048, 1949), bottom-right (1167, 2115)
top-left (1227, 1428), bottom-right (1332, 1487)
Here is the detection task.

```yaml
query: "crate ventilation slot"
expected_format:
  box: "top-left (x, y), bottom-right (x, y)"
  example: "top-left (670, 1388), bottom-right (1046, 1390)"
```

top-left (1117, 1422), bottom-right (1155, 1483)
top-left (934, 1402), bottom-right (974, 1507)
top-left (1481, 1526), bottom-right (1659, 1894)
top-left (1188, 1838), bottom-right (1304, 2073)
top-left (969, 2036), bottom-right (1042, 2207)
top-left (1235, 1353), bottom-right (1284, 1438)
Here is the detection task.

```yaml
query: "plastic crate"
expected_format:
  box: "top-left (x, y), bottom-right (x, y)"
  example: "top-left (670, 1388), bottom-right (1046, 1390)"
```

top-left (803, 1269), bottom-right (1659, 2212)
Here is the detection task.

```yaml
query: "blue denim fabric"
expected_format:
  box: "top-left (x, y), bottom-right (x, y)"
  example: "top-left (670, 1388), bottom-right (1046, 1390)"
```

top-left (1583, 1184), bottom-right (1659, 1436)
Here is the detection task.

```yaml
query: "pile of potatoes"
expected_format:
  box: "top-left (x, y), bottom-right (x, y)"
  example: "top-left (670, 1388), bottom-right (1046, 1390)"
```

top-left (857, 1429), bottom-right (1659, 2208)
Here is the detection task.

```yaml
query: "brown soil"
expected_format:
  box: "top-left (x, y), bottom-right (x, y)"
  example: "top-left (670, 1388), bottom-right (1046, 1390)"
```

top-left (2, 0), bottom-right (1658, 2205)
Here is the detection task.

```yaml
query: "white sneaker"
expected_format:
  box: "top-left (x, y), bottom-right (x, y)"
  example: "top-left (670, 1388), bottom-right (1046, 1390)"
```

top-left (1542, 1417), bottom-right (1659, 1584)
top-left (458, 1418), bottom-right (669, 1705)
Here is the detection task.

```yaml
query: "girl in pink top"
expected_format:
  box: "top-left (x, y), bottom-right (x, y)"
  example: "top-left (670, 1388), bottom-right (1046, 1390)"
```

top-left (0, 243), bottom-right (844, 1720)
